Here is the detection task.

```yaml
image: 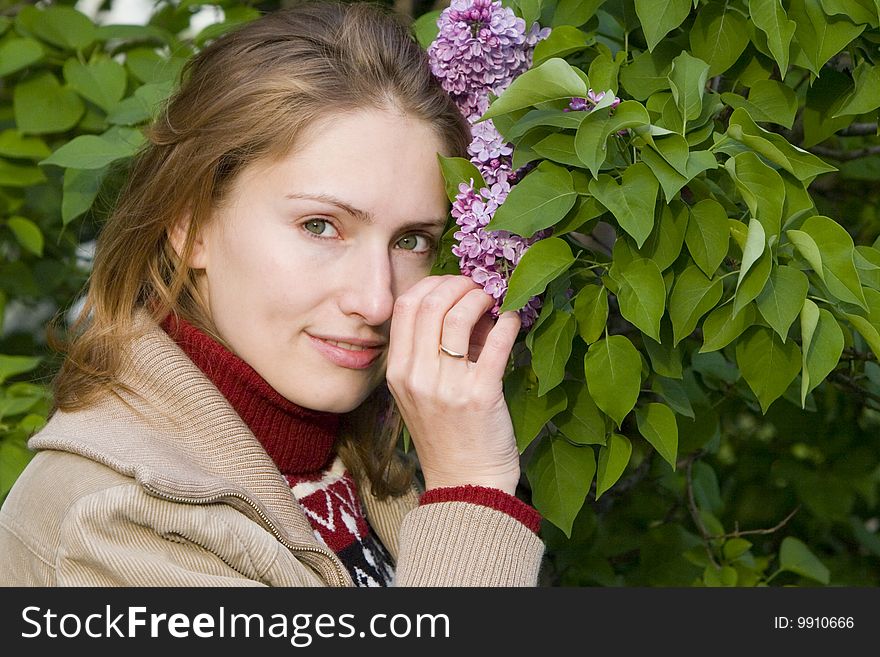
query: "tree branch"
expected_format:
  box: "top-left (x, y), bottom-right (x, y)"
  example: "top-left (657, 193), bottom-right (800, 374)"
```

top-left (705, 506), bottom-right (801, 541)
top-left (838, 122), bottom-right (878, 136)
top-left (830, 371), bottom-right (880, 406)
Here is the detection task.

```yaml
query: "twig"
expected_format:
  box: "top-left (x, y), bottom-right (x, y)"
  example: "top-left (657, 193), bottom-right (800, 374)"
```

top-left (830, 371), bottom-right (880, 405)
top-left (705, 506), bottom-right (801, 541)
top-left (843, 347), bottom-right (877, 362)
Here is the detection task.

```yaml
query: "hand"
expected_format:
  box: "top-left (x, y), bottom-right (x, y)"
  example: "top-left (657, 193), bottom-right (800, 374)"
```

top-left (385, 275), bottom-right (522, 495)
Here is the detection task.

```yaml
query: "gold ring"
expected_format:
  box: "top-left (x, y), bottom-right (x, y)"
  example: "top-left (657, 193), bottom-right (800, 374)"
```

top-left (438, 343), bottom-right (467, 359)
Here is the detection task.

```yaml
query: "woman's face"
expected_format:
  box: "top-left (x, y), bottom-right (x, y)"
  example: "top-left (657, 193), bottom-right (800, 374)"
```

top-left (188, 108), bottom-right (450, 412)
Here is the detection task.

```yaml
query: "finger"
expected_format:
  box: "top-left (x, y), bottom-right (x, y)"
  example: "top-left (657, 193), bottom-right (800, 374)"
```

top-left (387, 275), bottom-right (451, 380)
top-left (411, 276), bottom-right (482, 368)
top-left (475, 310), bottom-right (522, 384)
top-left (438, 288), bottom-right (496, 360)
top-left (467, 311), bottom-right (497, 361)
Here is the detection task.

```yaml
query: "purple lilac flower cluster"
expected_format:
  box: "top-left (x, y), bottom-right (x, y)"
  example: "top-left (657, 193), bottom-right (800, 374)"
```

top-left (428, 0), bottom-right (550, 328)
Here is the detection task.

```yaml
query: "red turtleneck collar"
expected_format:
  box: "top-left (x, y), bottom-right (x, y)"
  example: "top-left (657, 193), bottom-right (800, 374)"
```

top-left (161, 313), bottom-right (339, 475)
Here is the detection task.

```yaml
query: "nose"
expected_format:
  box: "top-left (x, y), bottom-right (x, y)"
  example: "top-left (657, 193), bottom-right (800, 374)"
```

top-left (337, 244), bottom-right (395, 326)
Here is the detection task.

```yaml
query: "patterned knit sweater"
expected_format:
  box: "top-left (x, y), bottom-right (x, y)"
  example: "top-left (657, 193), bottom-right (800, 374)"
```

top-left (161, 314), bottom-right (541, 586)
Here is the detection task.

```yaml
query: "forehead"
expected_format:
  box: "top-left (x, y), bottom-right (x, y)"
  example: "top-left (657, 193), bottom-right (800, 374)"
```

top-left (245, 108), bottom-right (450, 221)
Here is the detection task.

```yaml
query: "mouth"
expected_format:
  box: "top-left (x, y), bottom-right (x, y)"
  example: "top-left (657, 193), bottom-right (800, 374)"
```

top-left (307, 333), bottom-right (385, 370)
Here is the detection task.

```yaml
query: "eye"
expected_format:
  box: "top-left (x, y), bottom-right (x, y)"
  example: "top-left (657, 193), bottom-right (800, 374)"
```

top-left (396, 233), bottom-right (435, 254)
top-left (302, 218), bottom-right (338, 238)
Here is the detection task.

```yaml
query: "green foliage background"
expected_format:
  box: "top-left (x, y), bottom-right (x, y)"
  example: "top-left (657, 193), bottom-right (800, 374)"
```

top-left (1, 0), bottom-right (880, 586)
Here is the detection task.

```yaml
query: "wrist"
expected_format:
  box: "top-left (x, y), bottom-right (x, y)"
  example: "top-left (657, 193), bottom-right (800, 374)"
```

top-left (423, 470), bottom-right (520, 496)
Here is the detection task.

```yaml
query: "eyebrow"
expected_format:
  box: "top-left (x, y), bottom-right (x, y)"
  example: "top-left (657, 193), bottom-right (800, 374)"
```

top-left (284, 192), bottom-right (448, 230)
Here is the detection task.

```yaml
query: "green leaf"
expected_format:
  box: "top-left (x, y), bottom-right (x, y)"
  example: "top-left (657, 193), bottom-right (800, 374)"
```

top-left (533, 25), bottom-right (593, 66)
top-left (644, 321), bottom-right (683, 378)
top-left (480, 58), bottom-right (587, 121)
top-left (0, 354), bottom-right (42, 384)
top-left (488, 161), bottom-right (576, 237)
top-left (736, 326), bottom-right (802, 413)
top-left (786, 229), bottom-right (825, 281)
top-left (700, 302), bottom-right (757, 353)
top-left (611, 257), bottom-right (666, 340)
top-left (668, 52), bottom-right (710, 129)
top-left (63, 57), bottom-right (128, 113)
top-left (107, 80), bottom-right (175, 126)
top-left (504, 367), bottom-right (568, 451)
top-left (588, 162), bottom-right (658, 247)
top-left (669, 265), bottom-right (724, 345)
top-left (635, 0), bottom-right (691, 52)
top-left (588, 44), bottom-right (626, 94)
top-left (531, 310), bottom-right (577, 396)
top-left (749, 0), bottom-right (796, 73)
top-left (596, 433), bottom-right (632, 498)
top-left (725, 152), bottom-right (784, 239)
top-left (574, 100), bottom-right (650, 176)
top-left (573, 284), bottom-right (608, 344)
top-left (526, 436), bottom-right (596, 537)
top-left (637, 200), bottom-right (688, 271)
top-left (834, 62), bottom-right (880, 117)
top-left (736, 218), bottom-right (767, 292)
top-left (124, 48), bottom-right (186, 85)
top-left (651, 376), bottom-right (695, 418)
top-left (0, 38), bottom-right (43, 77)
top-left (584, 335), bottom-right (642, 428)
top-left (722, 79), bottom-right (798, 128)
top-left (843, 288), bottom-right (880, 358)
top-left (501, 237), bottom-right (576, 312)
top-left (800, 300), bottom-right (844, 406)
top-left (6, 216), bottom-right (43, 256)
top-left (62, 166), bottom-right (107, 225)
top-left (16, 5), bottom-right (96, 51)
top-left (41, 131), bottom-right (142, 170)
top-left (789, 0), bottom-right (865, 76)
top-left (686, 198), bottom-right (729, 277)
top-left (532, 132), bottom-right (590, 168)
top-left (13, 72), bottom-right (85, 135)
top-left (635, 402), bottom-right (679, 469)
top-left (778, 536), bottom-right (830, 584)
top-left (800, 215), bottom-right (867, 309)
top-left (820, 0), bottom-right (878, 25)
top-left (437, 155), bottom-right (486, 203)
top-left (555, 380), bottom-right (606, 446)
top-left (0, 130), bottom-right (50, 160)
top-left (756, 265), bottom-right (809, 340)
top-left (551, 0), bottom-right (605, 27)
top-left (690, 2), bottom-right (751, 76)
top-left (0, 158), bottom-right (46, 187)
top-left (0, 439), bottom-right (33, 499)
top-left (735, 251), bottom-right (772, 317)
top-left (619, 42), bottom-right (678, 100)
top-left (412, 9), bottom-right (441, 48)
top-left (726, 109), bottom-right (837, 183)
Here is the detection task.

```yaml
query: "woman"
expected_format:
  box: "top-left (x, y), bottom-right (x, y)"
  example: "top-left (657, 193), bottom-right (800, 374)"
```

top-left (0, 1), bottom-right (544, 586)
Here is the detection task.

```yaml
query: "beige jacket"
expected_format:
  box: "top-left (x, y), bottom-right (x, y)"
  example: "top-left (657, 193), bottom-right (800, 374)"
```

top-left (0, 316), bottom-right (544, 586)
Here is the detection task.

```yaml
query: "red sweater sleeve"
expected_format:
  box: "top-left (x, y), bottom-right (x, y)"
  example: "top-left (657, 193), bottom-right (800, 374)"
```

top-left (419, 485), bottom-right (542, 534)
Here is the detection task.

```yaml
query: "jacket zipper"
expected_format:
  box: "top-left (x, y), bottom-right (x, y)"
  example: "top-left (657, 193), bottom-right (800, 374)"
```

top-left (142, 484), bottom-right (350, 587)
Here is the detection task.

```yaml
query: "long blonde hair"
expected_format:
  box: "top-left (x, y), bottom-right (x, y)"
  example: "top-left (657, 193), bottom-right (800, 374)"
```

top-left (51, 1), bottom-right (471, 498)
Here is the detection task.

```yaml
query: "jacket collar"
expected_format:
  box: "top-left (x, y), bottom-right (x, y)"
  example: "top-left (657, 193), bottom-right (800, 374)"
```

top-left (30, 310), bottom-right (414, 566)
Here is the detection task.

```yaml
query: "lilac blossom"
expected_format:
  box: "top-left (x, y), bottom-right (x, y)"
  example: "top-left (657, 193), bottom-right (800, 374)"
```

top-left (428, 0), bottom-right (553, 329)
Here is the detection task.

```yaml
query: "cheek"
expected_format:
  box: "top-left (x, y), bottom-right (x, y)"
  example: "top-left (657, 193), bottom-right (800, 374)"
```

top-left (393, 259), bottom-right (434, 298)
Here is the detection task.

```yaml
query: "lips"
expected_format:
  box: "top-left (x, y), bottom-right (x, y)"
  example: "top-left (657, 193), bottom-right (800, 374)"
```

top-left (307, 334), bottom-right (385, 370)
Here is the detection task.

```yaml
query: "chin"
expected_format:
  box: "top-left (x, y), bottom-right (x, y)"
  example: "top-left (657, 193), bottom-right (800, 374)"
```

top-left (292, 390), bottom-right (371, 415)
